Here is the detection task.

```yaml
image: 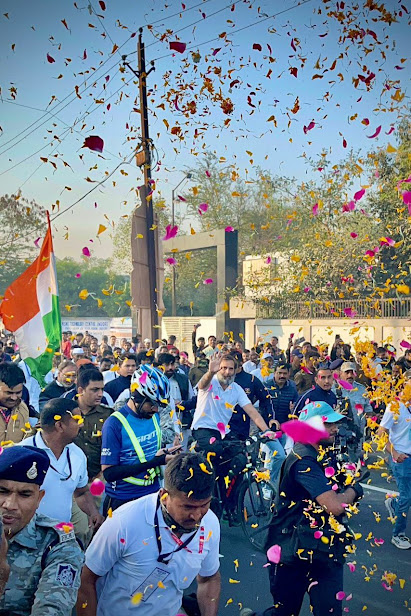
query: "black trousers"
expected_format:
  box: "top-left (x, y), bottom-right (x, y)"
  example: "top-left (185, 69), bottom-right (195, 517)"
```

top-left (253, 560), bottom-right (343, 616)
top-left (192, 428), bottom-right (246, 511)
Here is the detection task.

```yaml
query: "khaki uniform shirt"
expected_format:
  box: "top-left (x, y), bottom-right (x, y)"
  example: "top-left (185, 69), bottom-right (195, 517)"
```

top-left (74, 404), bottom-right (112, 480)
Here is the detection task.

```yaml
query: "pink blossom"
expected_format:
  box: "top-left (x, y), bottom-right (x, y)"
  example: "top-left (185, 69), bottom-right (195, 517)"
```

top-left (267, 544), bottom-right (282, 564)
top-left (163, 225), bottom-right (178, 241)
top-left (354, 188), bottom-right (365, 201)
top-left (225, 226), bottom-right (235, 232)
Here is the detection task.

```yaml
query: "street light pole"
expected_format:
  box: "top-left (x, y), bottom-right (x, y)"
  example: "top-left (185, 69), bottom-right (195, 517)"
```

top-left (170, 173), bottom-right (191, 316)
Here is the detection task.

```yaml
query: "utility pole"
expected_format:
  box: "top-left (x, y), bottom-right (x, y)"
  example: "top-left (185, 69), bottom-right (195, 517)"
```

top-left (124, 29), bottom-right (159, 343)
top-left (170, 173), bottom-right (191, 316)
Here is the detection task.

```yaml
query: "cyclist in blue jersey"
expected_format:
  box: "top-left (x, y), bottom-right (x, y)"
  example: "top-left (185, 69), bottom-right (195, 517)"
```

top-left (101, 365), bottom-right (181, 515)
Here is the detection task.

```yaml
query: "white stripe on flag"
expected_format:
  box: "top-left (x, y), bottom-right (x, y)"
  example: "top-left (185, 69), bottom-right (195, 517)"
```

top-left (37, 256), bottom-right (58, 317)
top-left (15, 312), bottom-right (47, 360)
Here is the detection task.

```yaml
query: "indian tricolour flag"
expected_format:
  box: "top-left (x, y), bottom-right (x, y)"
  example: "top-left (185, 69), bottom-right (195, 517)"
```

top-left (0, 214), bottom-right (61, 386)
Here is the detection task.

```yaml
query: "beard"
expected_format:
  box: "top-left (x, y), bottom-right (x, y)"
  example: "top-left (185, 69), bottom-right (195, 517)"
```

top-left (217, 372), bottom-right (235, 386)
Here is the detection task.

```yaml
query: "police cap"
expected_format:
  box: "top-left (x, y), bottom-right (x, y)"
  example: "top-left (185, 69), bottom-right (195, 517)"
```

top-left (0, 446), bottom-right (50, 486)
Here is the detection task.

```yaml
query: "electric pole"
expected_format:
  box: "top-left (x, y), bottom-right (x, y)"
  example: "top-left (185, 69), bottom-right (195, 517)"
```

top-left (124, 29), bottom-right (159, 343)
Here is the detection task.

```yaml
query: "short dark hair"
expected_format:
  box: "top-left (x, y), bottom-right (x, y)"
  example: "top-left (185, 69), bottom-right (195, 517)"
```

top-left (168, 335), bottom-right (176, 342)
top-left (276, 362), bottom-right (291, 371)
top-left (0, 363), bottom-right (25, 388)
top-left (77, 367), bottom-right (103, 389)
top-left (157, 352), bottom-right (175, 366)
top-left (40, 398), bottom-right (79, 430)
top-left (198, 337), bottom-right (205, 343)
top-left (102, 350), bottom-right (113, 358)
top-left (120, 353), bottom-right (137, 364)
top-left (230, 350), bottom-right (243, 364)
top-left (208, 335), bottom-right (216, 341)
top-left (136, 351), bottom-right (149, 364)
top-left (164, 452), bottom-right (215, 500)
top-left (307, 351), bottom-right (320, 360)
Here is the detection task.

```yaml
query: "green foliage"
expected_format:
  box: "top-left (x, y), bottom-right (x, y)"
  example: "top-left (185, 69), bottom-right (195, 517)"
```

top-left (57, 257), bottom-right (131, 318)
top-left (0, 194), bottom-right (46, 294)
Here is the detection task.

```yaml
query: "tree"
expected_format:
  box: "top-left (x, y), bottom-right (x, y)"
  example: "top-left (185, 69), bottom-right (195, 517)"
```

top-left (0, 194), bottom-right (46, 294)
top-left (57, 258), bottom-right (131, 318)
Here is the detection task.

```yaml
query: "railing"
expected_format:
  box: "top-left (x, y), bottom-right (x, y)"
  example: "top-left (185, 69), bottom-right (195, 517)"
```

top-left (255, 297), bottom-right (411, 320)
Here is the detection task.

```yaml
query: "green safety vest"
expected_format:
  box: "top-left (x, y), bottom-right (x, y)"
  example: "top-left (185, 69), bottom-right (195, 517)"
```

top-left (112, 411), bottom-right (162, 486)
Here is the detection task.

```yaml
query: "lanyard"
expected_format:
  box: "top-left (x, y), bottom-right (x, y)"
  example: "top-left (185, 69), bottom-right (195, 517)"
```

top-left (33, 433), bottom-right (73, 481)
top-left (154, 496), bottom-right (203, 564)
top-left (0, 408), bottom-right (11, 425)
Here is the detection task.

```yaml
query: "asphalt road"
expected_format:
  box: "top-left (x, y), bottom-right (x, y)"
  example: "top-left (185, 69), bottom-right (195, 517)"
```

top-left (199, 462), bottom-right (410, 616)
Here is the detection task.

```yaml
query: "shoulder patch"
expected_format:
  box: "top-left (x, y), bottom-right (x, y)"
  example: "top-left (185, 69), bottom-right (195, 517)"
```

top-left (59, 530), bottom-right (76, 543)
top-left (55, 563), bottom-right (78, 587)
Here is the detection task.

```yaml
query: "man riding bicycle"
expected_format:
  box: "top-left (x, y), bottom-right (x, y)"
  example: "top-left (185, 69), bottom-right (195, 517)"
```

top-left (191, 354), bottom-right (277, 523)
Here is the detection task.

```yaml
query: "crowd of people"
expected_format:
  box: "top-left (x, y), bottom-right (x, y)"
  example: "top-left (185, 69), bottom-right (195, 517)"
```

top-left (0, 325), bottom-right (409, 615)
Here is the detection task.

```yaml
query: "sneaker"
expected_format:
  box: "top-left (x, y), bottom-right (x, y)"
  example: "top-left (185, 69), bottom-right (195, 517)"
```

top-left (391, 535), bottom-right (411, 550)
top-left (385, 496), bottom-right (395, 521)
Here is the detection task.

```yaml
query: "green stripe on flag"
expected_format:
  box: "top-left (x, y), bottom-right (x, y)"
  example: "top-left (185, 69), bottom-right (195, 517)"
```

top-left (26, 294), bottom-right (61, 387)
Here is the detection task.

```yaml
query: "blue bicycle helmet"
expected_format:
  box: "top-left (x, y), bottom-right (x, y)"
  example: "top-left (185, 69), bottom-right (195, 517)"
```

top-left (130, 364), bottom-right (170, 407)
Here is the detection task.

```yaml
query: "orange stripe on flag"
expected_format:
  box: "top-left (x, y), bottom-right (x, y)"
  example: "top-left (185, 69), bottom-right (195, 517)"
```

top-left (0, 223), bottom-right (53, 331)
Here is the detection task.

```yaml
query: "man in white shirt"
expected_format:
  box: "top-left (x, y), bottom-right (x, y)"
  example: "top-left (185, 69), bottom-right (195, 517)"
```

top-left (242, 349), bottom-right (259, 374)
top-left (377, 379), bottom-right (411, 550)
top-left (22, 398), bottom-right (104, 531)
top-left (77, 452), bottom-right (221, 616)
top-left (191, 354), bottom-right (276, 521)
top-left (251, 353), bottom-right (275, 383)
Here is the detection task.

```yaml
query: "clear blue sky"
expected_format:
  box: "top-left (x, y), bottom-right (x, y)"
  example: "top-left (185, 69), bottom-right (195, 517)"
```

top-left (0, 0), bottom-right (408, 259)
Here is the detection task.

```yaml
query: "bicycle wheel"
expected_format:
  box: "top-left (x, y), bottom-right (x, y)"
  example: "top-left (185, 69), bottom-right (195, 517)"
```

top-left (238, 476), bottom-right (275, 551)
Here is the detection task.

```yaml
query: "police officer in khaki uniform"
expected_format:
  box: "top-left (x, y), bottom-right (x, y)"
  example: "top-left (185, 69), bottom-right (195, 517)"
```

top-left (0, 446), bottom-right (84, 615)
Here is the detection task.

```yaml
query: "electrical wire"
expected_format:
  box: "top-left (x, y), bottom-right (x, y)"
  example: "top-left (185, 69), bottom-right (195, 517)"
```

top-left (0, 0), bottom-right (216, 155)
top-left (50, 148), bottom-right (137, 221)
top-left (150, 0), bottom-right (313, 63)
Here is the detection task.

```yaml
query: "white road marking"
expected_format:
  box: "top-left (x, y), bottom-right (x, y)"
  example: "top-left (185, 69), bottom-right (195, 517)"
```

top-left (360, 483), bottom-right (398, 496)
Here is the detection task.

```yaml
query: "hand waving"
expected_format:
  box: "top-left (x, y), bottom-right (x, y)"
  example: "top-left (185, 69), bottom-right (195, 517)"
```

top-left (209, 354), bottom-right (222, 374)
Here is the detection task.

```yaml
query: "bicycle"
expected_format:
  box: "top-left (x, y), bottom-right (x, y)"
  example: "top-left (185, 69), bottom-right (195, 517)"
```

top-left (211, 434), bottom-right (276, 552)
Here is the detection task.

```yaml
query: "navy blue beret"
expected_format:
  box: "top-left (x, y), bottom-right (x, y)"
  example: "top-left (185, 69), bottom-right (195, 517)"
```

top-left (0, 446), bottom-right (50, 486)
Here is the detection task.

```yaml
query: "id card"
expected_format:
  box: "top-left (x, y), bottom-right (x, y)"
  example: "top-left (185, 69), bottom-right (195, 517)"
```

top-left (132, 567), bottom-right (170, 602)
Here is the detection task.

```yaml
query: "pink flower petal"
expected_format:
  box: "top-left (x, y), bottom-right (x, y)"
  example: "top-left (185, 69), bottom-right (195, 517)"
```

top-left (75, 273), bottom-right (81, 278)
top-left (163, 225), bottom-right (178, 241)
top-left (314, 530), bottom-right (323, 539)
top-left (312, 203), bottom-right (319, 216)
top-left (47, 53), bottom-right (55, 63)
top-left (355, 403), bottom-right (364, 414)
top-left (83, 135), bottom-right (104, 153)
top-left (347, 562), bottom-right (356, 572)
top-left (354, 188), bottom-right (365, 201)
top-left (336, 378), bottom-right (354, 390)
top-left (225, 226), bottom-right (235, 232)
top-left (166, 257), bottom-right (177, 266)
top-left (400, 340), bottom-right (411, 349)
top-left (332, 484), bottom-right (338, 491)
top-left (303, 121), bottom-right (315, 134)
top-left (82, 247), bottom-right (91, 257)
top-left (139, 372), bottom-right (148, 385)
top-left (170, 41), bottom-right (186, 53)
top-left (205, 170), bottom-right (211, 177)
top-left (267, 544), bottom-right (282, 564)
top-left (350, 232), bottom-right (358, 239)
top-left (203, 278), bottom-right (213, 285)
top-left (325, 467), bottom-right (335, 478)
top-left (34, 237), bottom-right (41, 247)
top-left (401, 191), bottom-right (411, 205)
top-left (90, 479), bottom-right (105, 496)
top-left (209, 437), bottom-right (216, 444)
top-left (281, 418), bottom-right (328, 445)
top-left (344, 307), bottom-right (357, 318)
top-left (217, 422), bottom-right (226, 438)
top-left (367, 125), bottom-right (381, 139)
top-left (336, 591), bottom-right (346, 601)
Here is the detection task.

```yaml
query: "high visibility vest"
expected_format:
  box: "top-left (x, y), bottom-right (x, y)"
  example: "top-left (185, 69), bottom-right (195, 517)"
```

top-left (112, 411), bottom-right (161, 486)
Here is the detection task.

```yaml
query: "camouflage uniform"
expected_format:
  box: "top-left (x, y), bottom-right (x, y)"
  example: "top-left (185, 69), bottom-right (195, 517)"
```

top-left (0, 513), bottom-right (84, 616)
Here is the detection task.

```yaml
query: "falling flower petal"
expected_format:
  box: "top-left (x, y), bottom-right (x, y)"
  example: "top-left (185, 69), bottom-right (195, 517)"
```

top-left (350, 232), bottom-right (358, 239)
top-left (82, 247), bottom-right (91, 257)
top-left (203, 278), bottom-right (213, 285)
top-left (83, 135), bottom-right (104, 153)
top-left (281, 416), bottom-right (328, 445)
top-left (343, 307), bottom-right (357, 318)
top-left (75, 273), bottom-right (81, 278)
top-left (139, 371), bottom-right (148, 385)
top-left (336, 378), bottom-right (354, 390)
top-left (312, 203), bottom-right (319, 216)
top-left (90, 479), bottom-right (105, 496)
top-left (265, 256), bottom-right (272, 264)
top-left (225, 226), bottom-right (234, 232)
top-left (217, 422), bottom-right (226, 438)
top-left (314, 530), bottom-right (323, 539)
top-left (354, 188), bottom-right (365, 201)
top-left (34, 237), bottom-right (41, 247)
top-left (303, 121), bottom-right (315, 134)
top-left (209, 437), bottom-right (216, 444)
top-left (47, 53), bottom-right (55, 63)
top-left (170, 41), bottom-right (186, 53)
top-left (166, 257), bottom-right (177, 266)
top-left (347, 562), bottom-right (356, 572)
top-left (367, 125), bottom-right (381, 139)
top-left (267, 544), bottom-right (281, 564)
top-left (163, 225), bottom-right (178, 241)
top-left (400, 340), bottom-right (411, 349)
top-left (325, 467), bottom-right (335, 478)
top-left (336, 591), bottom-right (346, 601)
top-left (198, 202), bottom-right (208, 215)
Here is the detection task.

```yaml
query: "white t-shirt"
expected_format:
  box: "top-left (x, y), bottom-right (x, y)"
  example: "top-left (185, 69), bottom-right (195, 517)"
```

top-left (191, 375), bottom-right (251, 432)
top-left (251, 367), bottom-right (272, 384)
top-left (85, 492), bottom-right (220, 616)
top-left (380, 402), bottom-right (411, 455)
top-left (20, 433), bottom-right (88, 522)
